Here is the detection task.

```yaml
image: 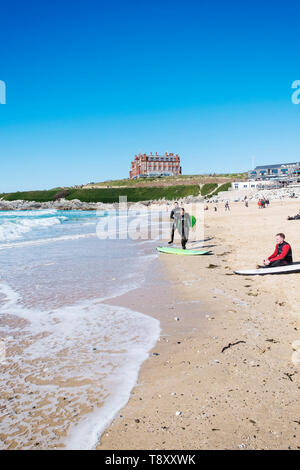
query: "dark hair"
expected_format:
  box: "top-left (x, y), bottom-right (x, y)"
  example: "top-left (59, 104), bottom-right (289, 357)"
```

top-left (175, 201), bottom-right (178, 204)
top-left (276, 233), bottom-right (285, 239)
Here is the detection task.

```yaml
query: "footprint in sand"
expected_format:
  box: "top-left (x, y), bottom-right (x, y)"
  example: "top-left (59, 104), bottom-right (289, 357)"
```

top-left (291, 340), bottom-right (300, 365)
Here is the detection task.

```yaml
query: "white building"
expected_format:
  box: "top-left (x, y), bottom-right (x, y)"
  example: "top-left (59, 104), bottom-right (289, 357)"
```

top-left (231, 181), bottom-right (260, 190)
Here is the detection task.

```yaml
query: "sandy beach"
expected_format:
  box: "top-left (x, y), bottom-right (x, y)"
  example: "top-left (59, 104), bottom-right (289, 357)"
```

top-left (2, 0), bottom-right (300, 452)
top-left (97, 199), bottom-right (300, 450)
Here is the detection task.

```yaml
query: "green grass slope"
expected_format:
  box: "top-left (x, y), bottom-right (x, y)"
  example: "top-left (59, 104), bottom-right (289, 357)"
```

top-left (0, 185), bottom-right (200, 203)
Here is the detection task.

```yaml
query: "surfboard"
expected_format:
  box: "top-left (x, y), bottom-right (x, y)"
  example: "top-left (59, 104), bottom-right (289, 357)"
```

top-left (191, 215), bottom-right (196, 227)
top-left (235, 263), bottom-right (300, 275)
top-left (157, 246), bottom-right (210, 256)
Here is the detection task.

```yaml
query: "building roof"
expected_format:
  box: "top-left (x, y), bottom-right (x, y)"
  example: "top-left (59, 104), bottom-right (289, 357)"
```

top-left (254, 162), bottom-right (300, 170)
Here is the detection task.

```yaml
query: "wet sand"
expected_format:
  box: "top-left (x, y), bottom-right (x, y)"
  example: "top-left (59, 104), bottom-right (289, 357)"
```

top-left (97, 199), bottom-right (300, 450)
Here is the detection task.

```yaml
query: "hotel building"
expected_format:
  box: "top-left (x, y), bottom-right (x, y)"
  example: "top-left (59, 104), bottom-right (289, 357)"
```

top-left (129, 152), bottom-right (182, 179)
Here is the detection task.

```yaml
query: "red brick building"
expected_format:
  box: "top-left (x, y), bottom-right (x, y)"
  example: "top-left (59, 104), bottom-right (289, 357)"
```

top-left (129, 152), bottom-right (182, 179)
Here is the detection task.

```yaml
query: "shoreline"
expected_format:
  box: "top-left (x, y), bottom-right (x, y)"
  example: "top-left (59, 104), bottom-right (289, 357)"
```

top-left (96, 254), bottom-right (211, 450)
top-left (1, 200), bottom-right (300, 449)
top-left (97, 200), bottom-right (300, 450)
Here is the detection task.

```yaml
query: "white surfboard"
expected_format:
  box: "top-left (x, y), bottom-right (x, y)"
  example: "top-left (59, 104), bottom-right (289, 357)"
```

top-left (235, 263), bottom-right (300, 275)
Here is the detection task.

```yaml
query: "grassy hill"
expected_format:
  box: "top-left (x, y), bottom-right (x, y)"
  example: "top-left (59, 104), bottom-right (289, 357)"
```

top-left (83, 173), bottom-right (247, 189)
top-left (0, 173), bottom-right (245, 203)
top-left (0, 185), bottom-right (200, 203)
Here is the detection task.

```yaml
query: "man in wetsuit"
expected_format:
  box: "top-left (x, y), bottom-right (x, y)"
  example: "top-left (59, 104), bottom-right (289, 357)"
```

top-left (168, 201), bottom-right (180, 244)
top-left (176, 207), bottom-right (192, 249)
top-left (264, 233), bottom-right (293, 267)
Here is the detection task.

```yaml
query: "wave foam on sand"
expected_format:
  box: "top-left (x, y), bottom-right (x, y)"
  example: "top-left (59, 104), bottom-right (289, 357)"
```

top-left (0, 282), bottom-right (160, 449)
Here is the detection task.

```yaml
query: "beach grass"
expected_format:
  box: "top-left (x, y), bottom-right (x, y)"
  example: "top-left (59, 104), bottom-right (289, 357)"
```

top-left (206, 182), bottom-right (232, 198)
top-left (200, 183), bottom-right (218, 196)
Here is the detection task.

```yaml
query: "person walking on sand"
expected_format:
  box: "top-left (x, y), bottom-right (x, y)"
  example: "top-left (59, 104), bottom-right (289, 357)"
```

top-left (263, 233), bottom-right (293, 267)
top-left (168, 201), bottom-right (180, 244)
top-left (176, 208), bottom-right (192, 250)
top-left (225, 201), bottom-right (230, 211)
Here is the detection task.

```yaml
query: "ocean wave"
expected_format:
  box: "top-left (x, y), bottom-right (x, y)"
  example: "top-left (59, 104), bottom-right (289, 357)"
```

top-left (0, 216), bottom-right (65, 242)
top-left (0, 232), bottom-right (97, 249)
top-left (0, 209), bottom-right (58, 217)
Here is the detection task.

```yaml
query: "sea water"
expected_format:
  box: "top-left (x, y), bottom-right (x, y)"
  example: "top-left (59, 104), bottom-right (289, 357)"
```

top-left (0, 209), bottom-right (164, 449)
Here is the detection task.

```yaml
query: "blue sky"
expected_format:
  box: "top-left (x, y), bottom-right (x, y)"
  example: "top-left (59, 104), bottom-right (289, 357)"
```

top-left (0, 0), bottom-right (300, 191)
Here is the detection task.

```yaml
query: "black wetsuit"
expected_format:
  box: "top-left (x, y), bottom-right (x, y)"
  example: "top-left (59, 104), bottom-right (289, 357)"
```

top-left (176, 213), bottom-right (192, 249)
top-left (169, 207), bottom-right (180, 243)
top-left (268, 241), bottom-right (293, 267)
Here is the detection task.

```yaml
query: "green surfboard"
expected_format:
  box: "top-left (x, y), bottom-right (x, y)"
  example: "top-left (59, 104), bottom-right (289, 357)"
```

top-left (156, 246), bottom-right (210, 256)
top-left (191, 215), bottom-right (196, 227)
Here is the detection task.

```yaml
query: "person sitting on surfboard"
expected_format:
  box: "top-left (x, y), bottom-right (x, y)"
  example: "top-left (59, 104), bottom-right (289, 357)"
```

top-left (263, 233), bottom-right (293, 267)
top-left (168, 201), bottom-right (180, 244)
top-left (176, 208), bottom-right (192, 250)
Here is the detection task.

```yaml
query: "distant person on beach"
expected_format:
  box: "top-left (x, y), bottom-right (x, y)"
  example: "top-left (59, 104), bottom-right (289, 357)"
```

top-left (245, 200), bottom-right (248, 207)
top-left (259, 198), bottom-right (265, 208)
top-left (168, 201), bottom-right (180, 244)
top-left (225, 201), bottom-right (230, 211)
top-left (287, 210), bottom-right (300, 220)
top-left (176, 208), bottom-right (192, 250)
top-left (263, 233), bottom-right (293, 267)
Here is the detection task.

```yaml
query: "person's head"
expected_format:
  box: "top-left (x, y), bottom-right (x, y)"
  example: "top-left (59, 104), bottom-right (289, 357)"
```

top-left (174, 202), bottom-right (178, 207)
top-left (276, 233), bottom-right (285, 244)
top-left (181, 208), bottom-right (185, 215)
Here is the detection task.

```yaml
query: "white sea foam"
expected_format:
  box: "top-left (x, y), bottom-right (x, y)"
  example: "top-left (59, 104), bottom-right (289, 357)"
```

top-left (0, 216), bottom-right (66, 242)
top-left (0, 209), bottom-right (58, 217)
top-left (0, 281), bottom-right (160, 450)
top-left (0, 209), bottom-right (161, 449)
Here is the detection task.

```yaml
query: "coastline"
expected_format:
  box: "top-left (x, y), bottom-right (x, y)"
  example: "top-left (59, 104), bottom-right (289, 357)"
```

top-left (97, 199), bottom-right (300, 450)
top-left (1, 200), bottom-right (300, 449)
